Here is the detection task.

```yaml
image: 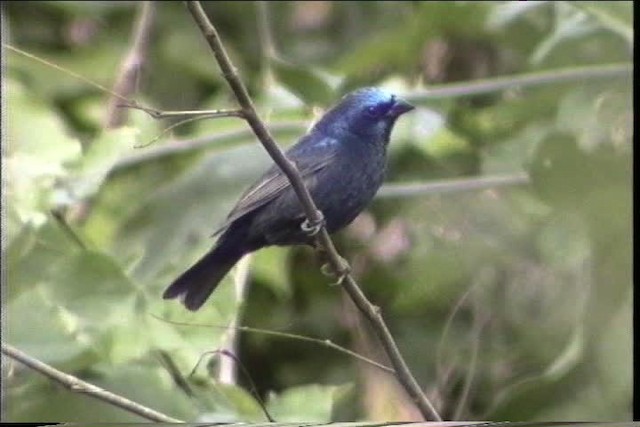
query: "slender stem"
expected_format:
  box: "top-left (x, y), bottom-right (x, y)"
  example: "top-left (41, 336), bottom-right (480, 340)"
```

top-left (189, 349), bottom-right (274, 422)
top-left (123, 102), bottom-right (245, 120)
top-left (1, 343), bottom-right (181, 423)
top-left (453, 304), bottom-right (487, 420)
top-left (377, 173), bottom-right (529, 199)
top-left (104, 1), bottom-right (156, 129)
top-left (2, 43), bottom-right (131, 104)
top-left (50, 210), bottom-right (87, 250)
top-left (183, 1), bottom-right (441, 421)
top-left (569, 3), bottom-right (633, 45)
top-left (218, 254), bottom-right (253, 385)
top-left (255, 1), bottom-right (277, 59)
top-left (110, 121), bottom-right (305, 171)
top-left (408, 63), bottom-right (632, 101)
top-left (152, 314), bottom-right (394, 374)
top-left (132, 111), bottom-right (244, 149)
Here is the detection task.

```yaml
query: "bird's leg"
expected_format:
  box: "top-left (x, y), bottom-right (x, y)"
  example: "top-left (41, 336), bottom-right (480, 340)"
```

top-left (313, 242), bottom-right (351, 286)
top-left (301, 210), bottom-right (326, 236)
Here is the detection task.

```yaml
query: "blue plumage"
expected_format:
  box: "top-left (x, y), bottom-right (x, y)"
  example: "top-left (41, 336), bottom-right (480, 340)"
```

top-left (164, 87), bottom-right (414, 310)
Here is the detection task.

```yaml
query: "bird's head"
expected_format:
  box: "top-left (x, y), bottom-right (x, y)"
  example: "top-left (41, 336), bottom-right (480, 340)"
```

top-left (314, 87), bottom-right (415, 143)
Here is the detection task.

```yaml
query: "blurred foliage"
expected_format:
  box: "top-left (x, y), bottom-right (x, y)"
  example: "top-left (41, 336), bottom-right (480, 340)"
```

top-left (3, 0), bottom-right (632, 423)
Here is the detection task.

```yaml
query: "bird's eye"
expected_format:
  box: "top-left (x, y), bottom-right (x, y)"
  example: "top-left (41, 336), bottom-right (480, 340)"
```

top-left (365, 103), bottom-right (388, 118)
top-left (366, 106), bottom-right (378, 116)
top-left (365, 96), bottom-right (396, 119)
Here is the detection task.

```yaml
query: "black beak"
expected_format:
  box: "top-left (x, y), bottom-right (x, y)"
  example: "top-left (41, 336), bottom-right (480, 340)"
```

top-left (387, 98), bottom-right (415, 117)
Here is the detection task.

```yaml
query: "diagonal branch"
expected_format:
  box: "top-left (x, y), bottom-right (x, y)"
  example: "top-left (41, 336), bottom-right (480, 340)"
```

top-left (183, 1), bottom-right (442, 421)
top-left (1, 343), bottom-right (181, 423)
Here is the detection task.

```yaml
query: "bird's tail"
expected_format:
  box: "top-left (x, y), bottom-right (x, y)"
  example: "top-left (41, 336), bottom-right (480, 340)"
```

top-left (163, 242), bottom-right (244, 311)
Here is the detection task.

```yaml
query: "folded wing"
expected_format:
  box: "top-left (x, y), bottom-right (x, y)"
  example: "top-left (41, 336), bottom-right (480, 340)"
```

top-left (212, 135), bottom-right (339, 236)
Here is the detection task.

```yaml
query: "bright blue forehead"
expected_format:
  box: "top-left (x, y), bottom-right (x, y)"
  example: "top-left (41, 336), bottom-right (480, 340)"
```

top-left (346, 87), bottom-right (395, 105)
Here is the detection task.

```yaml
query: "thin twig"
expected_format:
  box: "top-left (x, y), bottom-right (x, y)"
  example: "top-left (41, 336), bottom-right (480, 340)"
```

top-left (189, 349), bottom-right (274, 422)
top-left (151, 314), bottom-right (394, 374)
top-left (132, 111), bottom-right (243, 148)
top-left (453, 304), bottom-right (488, 420)
top-left (122, 103), bottom-right (246, 148)
top-left (110, 121), bottom-right (305, 171)
top-left (255, 1), bottom-right (277, 60)
top-left (407, 62), bottom-right (632, 101)
top-left (217, 254), bottom-right (253, 385)
top-left (104, 1), bottom-right (156, 128)
top-left (154, 350), bottom-right (195, 398)
top-left (377, 174), bottom-right (529, 199)
top-left (2, 43), bottom-right (131, 104)
top-left (123, 102), bottom-right (244, 120)
top-left (1, 343), bottom-right (181, 423)
top-left (435, 285), bottom-right (473, 395)
top-left (569, 3), bottom-right (633, 45)
top-left (183, 1), bottom-right (441, 420)
top-left (50, 210), bottom-right (87, 250)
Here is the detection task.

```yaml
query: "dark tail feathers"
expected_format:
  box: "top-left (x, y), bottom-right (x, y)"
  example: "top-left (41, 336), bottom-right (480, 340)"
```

top-left (163, 245), bottom-right (244, 311)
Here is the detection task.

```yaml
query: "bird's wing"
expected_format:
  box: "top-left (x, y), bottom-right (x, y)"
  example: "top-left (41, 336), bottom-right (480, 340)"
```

top-left (212, 136), bottom-right (339, 236)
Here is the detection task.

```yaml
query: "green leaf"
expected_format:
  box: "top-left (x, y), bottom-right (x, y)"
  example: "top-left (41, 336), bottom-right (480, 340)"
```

top-left (569, 1), bottom-right (634, 45)
top-left (61, 127), bottom-right (138, 204)
top-left (4, 219), bottom-right (83, 302)
top-left (530, 3), bottom-right (599, 65)
top-left (114, 143), bottom-right (273, 283)
top-left (267, 384), bottom-right (348, 422)
top-left (198, 383), bottom-right (271, 423)
top-left (487, 1), bottom-right (550, 29)
top-left (46, 250), bottom-right (138, 323)
top-left (5, 287), bottom-right (95, 365)
top-left (5, 78), bottom-right (82, 234)
top-left (271, 58), bottom-right (335, 106)
top-left (421, 127), bottom-right (471, 159)
top-left (251, 247), bottom-right (292, 299)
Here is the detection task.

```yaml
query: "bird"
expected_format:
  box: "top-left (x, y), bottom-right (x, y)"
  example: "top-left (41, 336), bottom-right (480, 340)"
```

top-left (163, 87), bottom-right (415, 310)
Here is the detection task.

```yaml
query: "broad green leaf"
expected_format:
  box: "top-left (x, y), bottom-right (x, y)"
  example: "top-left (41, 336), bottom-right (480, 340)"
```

top-left (5, 219), bottom-right (83, 301)
top-left (487, 1), bottom-right (550, 29)
top-left (267, 384), bottom-right (348, 422)
top-left (421, 127), bottom-right (471, 159)
top-left (271, 58), bottom-right (335, 106)
top-left (569, 2), bottom-right (633, 45)
top-left (61, 127), bottom-right (138, 204)
top-left (5, 287), bottom-right (95, 365)
top-left (197, 383), bottom-right (271, 423)
top-left (114, 143), bottom-right (273, 283)
top-left (251, 246), bottom-right (292, 299)
top-left (5, 78), bottom-right (82, 236)
top-left (530, 3), bottom-right (599, 65)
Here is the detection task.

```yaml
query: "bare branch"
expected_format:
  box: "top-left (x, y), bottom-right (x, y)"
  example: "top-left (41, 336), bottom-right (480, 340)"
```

top-left (104, 1), bottom-right (156, 128)
top-left (2, 43), bottom-right (131, 103)
top-left (183, 1), bottom-right (441, 421)
top-left (217, 255), bottom-right (253, 385)
top-left (1, 343), bottom-right (181, 423)
top-left (377, 173), bottom-right (529, 199)
top-left (151, 314), bottom-right (394, 374)
top-left (110, 121), bottom-right (305, 171)
top-left (408, 63), bottom-right (632, 101)
top-left (189, 349), bottom-right (274, 422)
top-left (122, 101), bottom-right (244, 120)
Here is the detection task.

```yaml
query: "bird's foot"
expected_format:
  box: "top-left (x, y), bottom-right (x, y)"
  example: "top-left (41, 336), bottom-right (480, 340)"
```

top-left (320, 255), bottom-right (351, 286)
top-left (301, 211), bottom-right (325, 236)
